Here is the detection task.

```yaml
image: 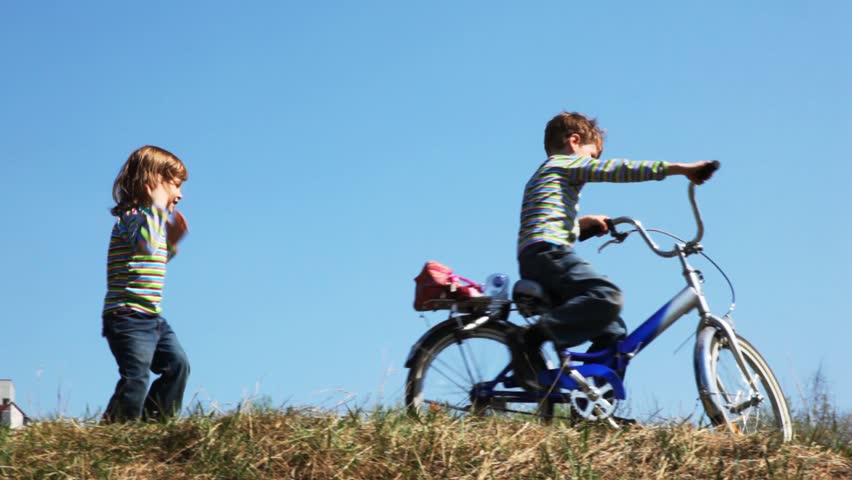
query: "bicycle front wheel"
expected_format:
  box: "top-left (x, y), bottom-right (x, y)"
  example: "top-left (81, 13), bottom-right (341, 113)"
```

top-left (405, 318), bottom-right (554, 419)
top-left (694, 328), bottom-right (793, 441)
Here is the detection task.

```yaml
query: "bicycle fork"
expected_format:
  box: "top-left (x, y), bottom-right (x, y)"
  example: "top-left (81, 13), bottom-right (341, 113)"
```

top-left (701, 314), bottom-right (765, 410)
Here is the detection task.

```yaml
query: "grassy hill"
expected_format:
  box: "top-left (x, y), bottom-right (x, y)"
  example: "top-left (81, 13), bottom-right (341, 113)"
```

top-left (1, 407), bottom-right (849, 479)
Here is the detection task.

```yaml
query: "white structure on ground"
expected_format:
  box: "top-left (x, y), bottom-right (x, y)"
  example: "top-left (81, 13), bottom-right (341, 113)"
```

top-left (0, 379), bottom-right (29, 429)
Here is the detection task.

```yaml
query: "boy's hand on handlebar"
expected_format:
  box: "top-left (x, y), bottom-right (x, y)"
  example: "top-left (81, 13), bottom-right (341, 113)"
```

top-left (670, 161), bottom-right (720, 185)
top-left (578, 215), bottom-right (611, 241)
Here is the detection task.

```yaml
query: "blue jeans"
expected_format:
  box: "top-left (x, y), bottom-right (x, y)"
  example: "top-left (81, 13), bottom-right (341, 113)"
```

top-left (102, 310), bottom-right (190, 422)
top-left (519, 243), bottom-right (627, 350)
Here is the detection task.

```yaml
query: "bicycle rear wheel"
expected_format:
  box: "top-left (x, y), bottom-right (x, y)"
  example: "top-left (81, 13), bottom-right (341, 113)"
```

top-left (694, 328), bottom-right (793, 441)
top-left (405, 318), bottom-right (554, 419)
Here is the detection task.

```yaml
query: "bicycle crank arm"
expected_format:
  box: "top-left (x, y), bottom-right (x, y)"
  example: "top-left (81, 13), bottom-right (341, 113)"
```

top-left (568, 369), bottom-right (599, 399)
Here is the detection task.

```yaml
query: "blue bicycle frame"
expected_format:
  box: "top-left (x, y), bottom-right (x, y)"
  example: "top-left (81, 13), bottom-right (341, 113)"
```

top-left (471, 283), bottom-right (702, 406)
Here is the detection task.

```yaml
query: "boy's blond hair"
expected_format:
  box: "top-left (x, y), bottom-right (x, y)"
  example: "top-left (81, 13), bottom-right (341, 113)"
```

top-left (544, 112), bottom-right (605, 157)
top-left (111, 145), bottom-right (188, 216)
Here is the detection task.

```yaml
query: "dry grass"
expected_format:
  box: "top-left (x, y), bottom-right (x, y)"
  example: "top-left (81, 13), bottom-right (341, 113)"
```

top-left (1, 408), bottom-right (849, 479)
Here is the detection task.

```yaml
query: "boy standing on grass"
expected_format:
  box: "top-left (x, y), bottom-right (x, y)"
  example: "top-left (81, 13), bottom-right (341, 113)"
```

top-left (510, 112), bottom-right (717, 389)
top-left (102, 145), bottom-right (191, 422)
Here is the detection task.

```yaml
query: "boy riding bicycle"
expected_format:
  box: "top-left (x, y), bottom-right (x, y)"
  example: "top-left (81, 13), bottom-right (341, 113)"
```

top-left (510, 111), bottom-right (716, 390)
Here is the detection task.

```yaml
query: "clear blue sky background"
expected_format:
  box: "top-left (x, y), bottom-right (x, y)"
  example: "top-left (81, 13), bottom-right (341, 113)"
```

top-left (2, 1), bottom-right (849, 420)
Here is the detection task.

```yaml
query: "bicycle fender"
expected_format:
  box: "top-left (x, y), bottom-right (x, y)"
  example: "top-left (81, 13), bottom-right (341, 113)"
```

top-left (694, 325), bottom-right (727, 426)
top-left (540, 364), bottom-right (627, 399)
top-left (404, 320), bottom-right (452, 368)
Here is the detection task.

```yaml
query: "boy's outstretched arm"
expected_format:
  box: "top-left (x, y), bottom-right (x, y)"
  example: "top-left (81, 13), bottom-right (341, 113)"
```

top-left (561, 158), bottom-right (718, 185)
top-left (666, 161), bottom-right (718, 184)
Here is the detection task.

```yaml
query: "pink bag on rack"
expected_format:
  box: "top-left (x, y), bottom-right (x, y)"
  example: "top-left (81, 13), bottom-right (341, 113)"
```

top-left (413, 261), bottom-right (483, 311)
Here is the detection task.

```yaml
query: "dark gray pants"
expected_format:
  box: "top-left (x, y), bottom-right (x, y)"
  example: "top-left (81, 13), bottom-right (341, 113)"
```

top-left (519, 243), bottom-right (627, 351)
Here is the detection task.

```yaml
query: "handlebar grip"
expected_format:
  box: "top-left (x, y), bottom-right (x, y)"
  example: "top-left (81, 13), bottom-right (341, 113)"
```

top-left (578, 228), bottom-right (598, 242)
top-left (695, 160), bottom-right (721, 182)
top-left (579, 218), bottom-right (616, 242)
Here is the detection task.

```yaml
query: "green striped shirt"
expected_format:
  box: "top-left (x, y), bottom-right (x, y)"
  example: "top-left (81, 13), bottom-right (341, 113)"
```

top-left (518, 155), bottom-right (668, 255)
top-left (103, 205), bottom-right (175, 315)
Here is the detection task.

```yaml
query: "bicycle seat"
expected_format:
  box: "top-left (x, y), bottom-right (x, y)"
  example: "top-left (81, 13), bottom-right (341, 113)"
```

top-left (512, 279), bottom-right (551, 317)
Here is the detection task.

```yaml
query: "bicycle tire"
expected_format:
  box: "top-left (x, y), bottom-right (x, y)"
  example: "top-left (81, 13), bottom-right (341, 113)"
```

top-left (694, 328), bottom-right (793, 441)
top-left (405, 318), bottom-right (555, 420)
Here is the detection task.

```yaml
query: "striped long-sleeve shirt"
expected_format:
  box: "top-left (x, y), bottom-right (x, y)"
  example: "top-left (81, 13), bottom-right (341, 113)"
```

top-left (518, 155), bottom-right (668, 255)
top-left (103, 205), bottom-right (175, 316)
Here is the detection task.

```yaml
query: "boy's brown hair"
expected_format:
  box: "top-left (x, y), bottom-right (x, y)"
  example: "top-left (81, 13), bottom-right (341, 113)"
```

top-left (543, 112), bottom-right (605, 157)
top-left (111, 145), bottom-right (188, 216)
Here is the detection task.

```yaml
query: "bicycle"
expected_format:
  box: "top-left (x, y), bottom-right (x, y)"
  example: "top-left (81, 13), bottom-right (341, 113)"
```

top-left (404, 171), bottom-right (793, 441)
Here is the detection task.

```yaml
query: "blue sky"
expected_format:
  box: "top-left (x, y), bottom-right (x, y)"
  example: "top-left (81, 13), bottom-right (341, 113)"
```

top-left (1, 1), bottom-right (849, 420)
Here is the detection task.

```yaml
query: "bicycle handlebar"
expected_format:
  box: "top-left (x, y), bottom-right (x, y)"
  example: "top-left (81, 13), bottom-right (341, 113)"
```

top-left (580, 161), bottom-right (721, 258)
